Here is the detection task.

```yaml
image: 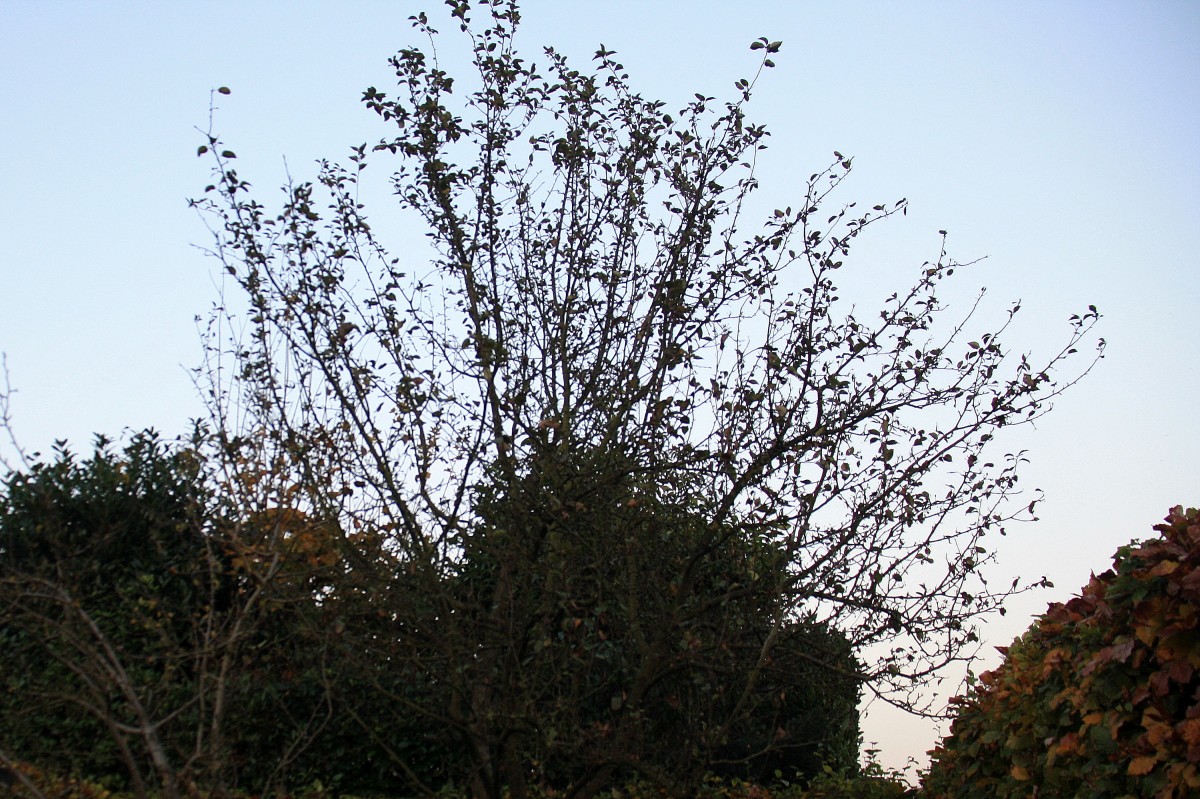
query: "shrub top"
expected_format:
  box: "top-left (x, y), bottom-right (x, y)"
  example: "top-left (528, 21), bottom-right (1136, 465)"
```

top-left (922, 505), bottom-right (1200, 799)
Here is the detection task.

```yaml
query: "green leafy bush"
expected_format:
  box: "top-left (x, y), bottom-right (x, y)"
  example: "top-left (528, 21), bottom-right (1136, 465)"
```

top-left (438, 451), bottom-right (865, 792)
top-left (797, 763), bottom-right (914, 799)
top-left (922, 506), bottom-right (1200, 798)
top-left (0, 432), bottom-right (216, 784)
top-left (0, 433), bottom-right (343, 797)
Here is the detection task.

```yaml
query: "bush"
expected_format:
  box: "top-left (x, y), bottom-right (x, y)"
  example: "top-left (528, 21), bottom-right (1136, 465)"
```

top-left (798, 763), bottom-right (914, 799)
top-left (0, 433), bottom-right (343, 797)
top-left (0, 432), bottom-right (216, 785)
top-left (921, 505), bottom-right (1200, 798)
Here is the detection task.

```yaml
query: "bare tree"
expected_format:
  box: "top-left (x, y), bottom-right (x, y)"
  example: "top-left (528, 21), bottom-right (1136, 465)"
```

top-left (191, 2), bottom-right (1103, 797)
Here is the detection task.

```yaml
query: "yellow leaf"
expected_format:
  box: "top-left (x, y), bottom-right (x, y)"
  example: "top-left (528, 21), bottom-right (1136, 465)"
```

top-left (1148, 559), bottom-right (1179, 577)
top-left (1011, 764), bottom-right (1030, 781)
top-left (1128, 755), bottom-right (1157, 776)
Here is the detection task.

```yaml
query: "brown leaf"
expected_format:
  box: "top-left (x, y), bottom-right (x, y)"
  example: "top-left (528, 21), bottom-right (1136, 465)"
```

top-left (1179, 716), bottom-right (1200, 748)
top-left (1128, 754), bottom-right (1158, 776)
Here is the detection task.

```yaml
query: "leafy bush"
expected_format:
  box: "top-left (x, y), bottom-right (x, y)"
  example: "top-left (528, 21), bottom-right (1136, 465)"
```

top-left (0, 761), bottom-right (115, 799)
top-left (921, 505), bottom-right (1200, 798)
top-left (795, 760), bottom-right (914, 799)
top-left (0, 432), bottom-right (215, 785)
top-left (0, 433), bottom-right (342, 798)
top-left (0, 432), bottom-right (864, 799)
top-left (419, 451), bottom-right (865, 792)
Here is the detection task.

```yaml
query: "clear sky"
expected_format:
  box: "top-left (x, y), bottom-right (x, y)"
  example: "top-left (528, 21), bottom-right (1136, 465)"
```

top-left (2, 0), bottom-right (1197, 777)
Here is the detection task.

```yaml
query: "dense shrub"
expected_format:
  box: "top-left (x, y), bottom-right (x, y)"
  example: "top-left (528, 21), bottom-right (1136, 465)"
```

top-left (0, 762), bottom-right (116, 799)
top-left (0, 433), bottom-right (215, 784)
top-left (922, 505), bottom-right (1200, 798)
top-left (707, 619), bottom-right (862, 786)
top-left (450, 450), bottom-right (864, 791)
top-left (0, 434), bottom-right (863, 798)
top-left (0, 434), bottom-right (339, 797)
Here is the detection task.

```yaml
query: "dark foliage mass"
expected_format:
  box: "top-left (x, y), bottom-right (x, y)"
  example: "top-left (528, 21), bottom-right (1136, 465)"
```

top-left (0, 434), bottom-right (339, 797)
top-left (0, 433), bottom-right (218, 786)
top-left (0, 436), bottom-right (860, 797)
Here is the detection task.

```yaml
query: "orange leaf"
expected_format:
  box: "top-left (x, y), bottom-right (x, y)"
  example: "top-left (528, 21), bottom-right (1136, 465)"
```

top-left (1179, 717), bottom-right (1200, 747)
top-left (1128, 755), bottom-right (1158, 776)
top-left (1053, 732), bottom-right (1081, 756)
top-left (1010, 764), bottom-right (1030, 781)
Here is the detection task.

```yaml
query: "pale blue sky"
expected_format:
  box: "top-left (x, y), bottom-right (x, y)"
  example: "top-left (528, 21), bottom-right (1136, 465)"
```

top-left (2, 0), bottom-right (1198, 776)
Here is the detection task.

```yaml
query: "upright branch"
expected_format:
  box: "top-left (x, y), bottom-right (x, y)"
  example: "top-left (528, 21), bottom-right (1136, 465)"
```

top-left (0, 354), bottom-right (31, 474)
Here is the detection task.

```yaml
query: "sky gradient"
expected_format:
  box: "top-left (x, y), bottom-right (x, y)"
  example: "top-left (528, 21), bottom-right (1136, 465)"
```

top-left (2, 0), bottom-right (1198, 776)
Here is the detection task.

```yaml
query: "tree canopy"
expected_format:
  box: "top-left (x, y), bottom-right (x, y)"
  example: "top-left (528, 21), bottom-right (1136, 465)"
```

top-left (188, 1), bottom-right (1105, 796)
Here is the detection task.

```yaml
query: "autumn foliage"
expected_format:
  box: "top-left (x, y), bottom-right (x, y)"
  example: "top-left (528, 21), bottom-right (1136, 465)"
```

top-left (922, 506), bottom-right (1200, 798)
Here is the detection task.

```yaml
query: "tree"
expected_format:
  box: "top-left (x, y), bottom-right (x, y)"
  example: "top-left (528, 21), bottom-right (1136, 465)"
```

top-left (190, 2), bottom-right (1103, 796)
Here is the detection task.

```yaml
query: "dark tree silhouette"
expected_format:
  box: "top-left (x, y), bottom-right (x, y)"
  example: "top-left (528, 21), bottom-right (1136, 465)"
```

top-left (190, 2), bottom-right (1103, 796)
